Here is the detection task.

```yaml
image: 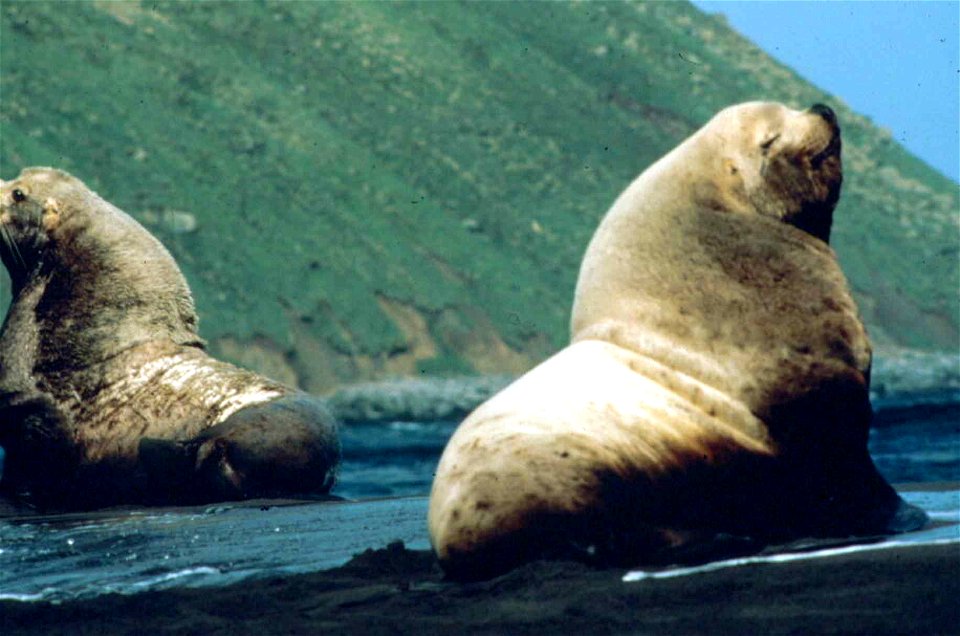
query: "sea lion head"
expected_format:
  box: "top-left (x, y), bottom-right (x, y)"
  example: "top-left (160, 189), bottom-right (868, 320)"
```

top-left (697, 101), bottom-right (842, 243)
top-left (0, 168), bottom-right (74, 290)
top-left (1, 167), bottom-right (126, 290)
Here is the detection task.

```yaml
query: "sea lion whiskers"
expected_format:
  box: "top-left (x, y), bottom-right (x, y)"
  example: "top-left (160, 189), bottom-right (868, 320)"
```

top-left (0, 216), bottom-right (27, 276)
top-left (1, 180), bottom-right (48, 278)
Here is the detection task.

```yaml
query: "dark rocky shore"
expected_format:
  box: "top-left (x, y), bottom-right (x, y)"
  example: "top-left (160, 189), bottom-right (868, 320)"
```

top-left (2, 541), bottom-right (956, 635)
top-left (328, 349), bottom-right (959, 424)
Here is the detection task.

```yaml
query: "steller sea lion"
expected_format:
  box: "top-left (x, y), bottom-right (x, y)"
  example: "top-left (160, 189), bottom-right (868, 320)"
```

top-left (428, 102), bottom-right (927, 580)
top-left (0, 168), bottom-right (340, 509)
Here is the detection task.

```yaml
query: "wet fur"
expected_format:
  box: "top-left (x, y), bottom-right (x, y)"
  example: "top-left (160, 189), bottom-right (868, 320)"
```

top-left (0, 168), bottom-right (340, 508)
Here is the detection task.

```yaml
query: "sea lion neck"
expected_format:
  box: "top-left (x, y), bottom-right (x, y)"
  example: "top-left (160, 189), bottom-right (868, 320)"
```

top-left (28, 200), bottom-right (204, 372)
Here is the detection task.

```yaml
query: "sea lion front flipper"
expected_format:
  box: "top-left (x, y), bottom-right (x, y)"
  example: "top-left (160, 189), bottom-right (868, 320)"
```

top-left (0, 393), bottom-right (77, 502)
top-left (138, 436), bottom-right (245, 503)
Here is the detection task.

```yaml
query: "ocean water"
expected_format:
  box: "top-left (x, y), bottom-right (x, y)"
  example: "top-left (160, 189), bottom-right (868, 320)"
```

top-left (0, 399), bottom-right (957, 602)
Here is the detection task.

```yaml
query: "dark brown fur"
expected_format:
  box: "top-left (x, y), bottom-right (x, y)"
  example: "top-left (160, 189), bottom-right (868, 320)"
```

top-left (0, 168), bottom-right (340, 509)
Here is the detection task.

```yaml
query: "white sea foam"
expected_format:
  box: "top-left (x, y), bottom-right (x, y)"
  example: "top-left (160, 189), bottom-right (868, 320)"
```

top-left (126, 566), bottom-right (222, 591)
top-left (928, 510), bottom-right (960, 521)
top-left (0, 568), bottom-right (224, 603)
top-left (623, 536), bottom-right (960, 582)
top-left (0, 589), bottom-right (58, 602)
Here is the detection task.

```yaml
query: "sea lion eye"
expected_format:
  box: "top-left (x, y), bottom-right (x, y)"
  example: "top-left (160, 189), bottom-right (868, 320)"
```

top-left (760, 135), bottom-right (780, 153)
top-left (11, 189), bottom-right (27, 203)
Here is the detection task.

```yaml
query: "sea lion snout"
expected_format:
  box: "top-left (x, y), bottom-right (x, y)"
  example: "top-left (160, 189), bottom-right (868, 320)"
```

top-left (808, 105), bottom-right (841, 167)
top-left (808, 103), bottom-right (837, 127)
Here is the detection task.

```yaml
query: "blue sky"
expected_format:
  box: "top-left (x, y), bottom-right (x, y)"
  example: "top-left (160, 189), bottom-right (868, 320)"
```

top-left (690, 1), bottom-right (960, 183)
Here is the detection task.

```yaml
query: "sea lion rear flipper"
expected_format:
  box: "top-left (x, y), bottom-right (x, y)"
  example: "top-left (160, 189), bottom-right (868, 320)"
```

top-left (883, 496), bottom-right (928, 533)
top-left (831, 454), bottom-right (930, 535)
top-left (138, 437), bottom-right (200, 488)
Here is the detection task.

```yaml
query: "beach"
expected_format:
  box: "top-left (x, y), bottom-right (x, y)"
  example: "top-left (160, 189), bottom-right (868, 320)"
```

top-left (2, 540), bottom-right (957, 635)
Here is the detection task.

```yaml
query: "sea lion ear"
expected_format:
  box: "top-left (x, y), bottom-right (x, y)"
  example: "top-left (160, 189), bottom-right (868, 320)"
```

top-left (722, 158), bottom-right (739, 177)
top-left (42, 197), bottom-right (62, 232)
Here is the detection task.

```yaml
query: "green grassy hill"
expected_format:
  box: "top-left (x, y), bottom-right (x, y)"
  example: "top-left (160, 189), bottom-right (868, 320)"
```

top-left (2, 1), bottom-right (957, 392)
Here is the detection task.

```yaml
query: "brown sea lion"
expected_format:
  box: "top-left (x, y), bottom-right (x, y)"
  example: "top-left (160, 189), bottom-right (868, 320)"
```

top-left (0, 167), bottom-right (340, 509)
top-left (428, 102), bottom-right (926, 580)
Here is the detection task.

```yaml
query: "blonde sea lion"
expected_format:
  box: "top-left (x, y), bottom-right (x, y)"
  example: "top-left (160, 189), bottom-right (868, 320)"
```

top-left (0, 168), bottom-right (340, 509)
top-left (429, 102), bottom-right (926, 580)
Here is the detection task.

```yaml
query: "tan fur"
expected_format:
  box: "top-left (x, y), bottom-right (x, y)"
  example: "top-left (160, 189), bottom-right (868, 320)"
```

top-left (429, 103), bottom-right (916, 579)
top-left (41, 198), bottom-right (62, 232)
top-left (571, 103), bottom-right (861, 416)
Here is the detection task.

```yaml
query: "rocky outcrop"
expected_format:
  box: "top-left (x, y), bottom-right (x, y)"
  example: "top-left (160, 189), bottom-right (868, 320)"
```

top-left (325, 349), bottom-right (959, 424)
top-left (327, 375), bottom-right (514, 424)
top-left (870, 349), bottom-right (960, 408)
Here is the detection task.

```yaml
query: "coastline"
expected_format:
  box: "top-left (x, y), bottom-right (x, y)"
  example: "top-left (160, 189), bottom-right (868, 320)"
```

top-left (2, 541), bottom-right (956, 635)
top-left (327, 349), bottom-right (960, 424)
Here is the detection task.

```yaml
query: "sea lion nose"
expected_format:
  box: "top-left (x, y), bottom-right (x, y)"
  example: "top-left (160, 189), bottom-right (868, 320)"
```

top-left (809, 103), bottom-right (837, 126)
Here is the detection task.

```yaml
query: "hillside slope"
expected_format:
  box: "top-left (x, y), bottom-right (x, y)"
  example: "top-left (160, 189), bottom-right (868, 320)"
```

top-left (1, 1), bottom-right (957, 392)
